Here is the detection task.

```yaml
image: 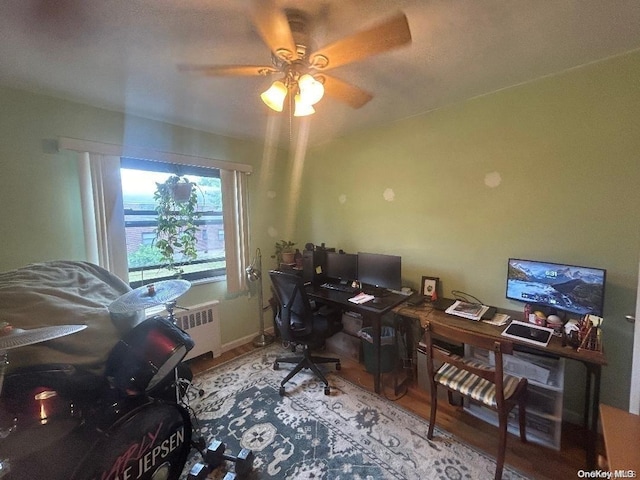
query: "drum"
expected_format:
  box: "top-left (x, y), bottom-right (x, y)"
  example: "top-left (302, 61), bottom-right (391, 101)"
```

top-left (71, 399), bottom-right (192, 480)
top-left (105, 316), bottom-right (194, 395)
top-left (3, 385), bottom-right (74, 425)
top-left (3, 398), bottom-right (193, 480)
top-left (147, 361), bottom-right (194, 403)
top-left (0, 365), bottom-right (89, 462)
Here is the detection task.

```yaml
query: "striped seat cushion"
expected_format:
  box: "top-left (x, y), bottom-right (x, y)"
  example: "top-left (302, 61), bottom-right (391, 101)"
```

top-left (434, 359), bottom-right (521, 408)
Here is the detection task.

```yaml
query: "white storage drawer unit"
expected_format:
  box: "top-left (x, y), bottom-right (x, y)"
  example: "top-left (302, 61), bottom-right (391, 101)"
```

top-left (463, 346), bottom-right (565, 450)
top-left (416, 340), bottom-right (465, 392)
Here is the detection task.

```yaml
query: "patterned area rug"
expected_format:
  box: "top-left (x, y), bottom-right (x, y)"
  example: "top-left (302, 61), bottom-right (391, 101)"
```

top-left (180, 345), bottom-right (530, 479)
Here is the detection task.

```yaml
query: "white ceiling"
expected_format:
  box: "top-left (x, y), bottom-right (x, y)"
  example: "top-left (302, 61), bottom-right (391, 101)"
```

top-left (2, 0), bottom-right (640, 146)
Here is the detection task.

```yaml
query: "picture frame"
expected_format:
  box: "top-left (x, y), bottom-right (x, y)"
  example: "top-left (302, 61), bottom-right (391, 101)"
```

top-left (421, 276), bottom-right (440, 299)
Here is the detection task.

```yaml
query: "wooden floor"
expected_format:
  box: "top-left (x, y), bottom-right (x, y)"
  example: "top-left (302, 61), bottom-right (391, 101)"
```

top-left (189, 342), bottom-right (605, 480)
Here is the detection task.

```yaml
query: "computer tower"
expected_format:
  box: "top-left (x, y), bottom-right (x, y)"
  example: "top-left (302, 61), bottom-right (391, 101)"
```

top-left (302, 248), bottom-right (329, 284)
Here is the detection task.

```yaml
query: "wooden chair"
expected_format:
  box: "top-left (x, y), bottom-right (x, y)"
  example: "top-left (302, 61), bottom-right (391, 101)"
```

top-left (423, 320), bottom-right (528, 480)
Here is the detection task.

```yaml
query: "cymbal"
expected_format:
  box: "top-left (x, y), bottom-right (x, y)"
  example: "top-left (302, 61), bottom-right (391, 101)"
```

top-left (0, 324), bottom-right (87, 351)
top-left (108, 280), bottom-right (191, 314)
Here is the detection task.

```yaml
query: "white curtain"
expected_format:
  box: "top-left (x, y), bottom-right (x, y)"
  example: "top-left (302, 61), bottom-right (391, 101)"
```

top-left (78, 152), bottom-right (129, 282)
top-left (221, 169), bottom-right (250, 294)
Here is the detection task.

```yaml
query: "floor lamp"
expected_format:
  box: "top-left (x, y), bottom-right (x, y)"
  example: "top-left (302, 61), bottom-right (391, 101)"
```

top-left (246, 248), bottom-right (274, 347)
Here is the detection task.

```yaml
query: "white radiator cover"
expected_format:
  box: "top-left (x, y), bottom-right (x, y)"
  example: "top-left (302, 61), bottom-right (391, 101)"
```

top-left (163, 300), bottom-right (222, 360)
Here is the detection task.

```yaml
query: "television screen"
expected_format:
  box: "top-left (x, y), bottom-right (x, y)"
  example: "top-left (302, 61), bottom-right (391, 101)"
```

top-left (357, 252), bottom-right (402, 291)
top-left (506, 258), bottom-right (606, 317)
top-left (325, 252), bottom-right (358, 282)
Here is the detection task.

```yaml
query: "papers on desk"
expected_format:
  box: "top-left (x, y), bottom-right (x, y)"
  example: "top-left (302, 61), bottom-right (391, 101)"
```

top-left (483, 313), bottom-right (510, 326)
top-left (348, 292), bottom-right (375, 304)
top-left (445, 300), bottom-right (490, 321)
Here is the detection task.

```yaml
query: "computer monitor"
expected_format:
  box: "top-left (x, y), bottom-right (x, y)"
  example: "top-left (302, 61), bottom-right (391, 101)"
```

top-left (325, 252), bottom-right (358, 283)
top-left (506, 258), bottom-right (606, 317)
top-left (357, 252), bottom-right (402, 291)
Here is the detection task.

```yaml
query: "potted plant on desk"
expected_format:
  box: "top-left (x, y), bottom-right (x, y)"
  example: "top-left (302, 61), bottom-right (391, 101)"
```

top-left (272, 240), bottom-right (296, 267)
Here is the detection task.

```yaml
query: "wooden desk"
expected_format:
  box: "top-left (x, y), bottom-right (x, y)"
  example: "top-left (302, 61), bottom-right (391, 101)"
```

top-left (600, 404), bottom-right (640, 474)
top-left (306, 285), bottom-right (408, 394)
top-left (395, 302), bottom-right (608, 470)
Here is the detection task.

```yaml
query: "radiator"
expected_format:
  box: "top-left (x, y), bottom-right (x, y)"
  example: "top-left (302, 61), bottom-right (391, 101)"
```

top-left (164, 300), bottom-right (222, 361)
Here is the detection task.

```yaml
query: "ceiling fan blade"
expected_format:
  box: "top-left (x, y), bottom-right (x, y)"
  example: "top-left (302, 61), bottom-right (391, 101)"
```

top-left (250, 0), bottom-right (297, 62)
top-left (320, 75), bottom-right (373, 109)
top-left (310, 12), bottom-right (411, 71)
top-left (177, 64), bottom-right (278, 77)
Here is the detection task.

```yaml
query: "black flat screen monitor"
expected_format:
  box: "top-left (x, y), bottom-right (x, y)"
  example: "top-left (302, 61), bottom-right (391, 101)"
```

top-left (357, 252), bottom-right (402, 291)
top-left (506, 258), bottom-right (606, 317)
top-left (325, 252), bottom-right (358, 282)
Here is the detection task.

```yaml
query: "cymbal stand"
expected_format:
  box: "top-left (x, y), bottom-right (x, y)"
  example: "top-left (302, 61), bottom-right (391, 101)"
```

top-left (0, 351), bottom-right (14, 480)
top-left (164, 300), bottom-right (187, 323)
top-left (0, 351), bottom-right (17, 440)
top-left (0, 351), bottom-right (6, 399)
top-left (163, 302), bottom-right (204, 403)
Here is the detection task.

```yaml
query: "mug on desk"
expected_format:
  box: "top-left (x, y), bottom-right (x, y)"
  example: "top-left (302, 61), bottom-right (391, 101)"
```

top-left (528, 312), bottom-right (546, 327)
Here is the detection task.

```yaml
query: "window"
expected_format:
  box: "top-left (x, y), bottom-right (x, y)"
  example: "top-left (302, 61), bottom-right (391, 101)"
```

top-left (141, 232), bottom-right (156, 246)
top-left (120, 157), bottom-right (225, 287)
top-left (64, 136), bottom-right (251, 295)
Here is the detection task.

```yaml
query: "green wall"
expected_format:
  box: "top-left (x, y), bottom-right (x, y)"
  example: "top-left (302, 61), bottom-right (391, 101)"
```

top-left (292, 50), bottom-right (640, 415)
top-left (0, 86), bottom-right (288, 347)
top-left (1, 48), bottom-right (639, 416)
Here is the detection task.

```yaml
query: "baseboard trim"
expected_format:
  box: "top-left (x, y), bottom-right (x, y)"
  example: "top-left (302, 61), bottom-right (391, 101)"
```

top-left (219, 327), bottom-right (277, 355)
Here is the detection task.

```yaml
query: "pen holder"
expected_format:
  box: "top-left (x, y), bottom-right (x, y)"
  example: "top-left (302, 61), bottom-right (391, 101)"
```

top-left (565, 316), bottom-right (602, 352)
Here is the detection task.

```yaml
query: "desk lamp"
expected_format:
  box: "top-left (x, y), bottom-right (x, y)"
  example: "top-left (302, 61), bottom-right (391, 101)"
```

top-left (246, 248), bottom-right (274, 347)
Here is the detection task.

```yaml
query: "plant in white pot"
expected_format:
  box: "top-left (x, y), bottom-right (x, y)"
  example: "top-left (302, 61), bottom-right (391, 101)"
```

top-left (154, 174), bottom-right (201, 275)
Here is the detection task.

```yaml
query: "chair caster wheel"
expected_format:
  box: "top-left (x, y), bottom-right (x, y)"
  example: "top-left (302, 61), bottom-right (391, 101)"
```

top-left (273, 362), bottom-right (279, 370)
top-left (335, 362), bottom-right (341, 371)
top-left (324, 386), bottom-right (330, 395)
top-left (279, 386), bottom-right (285, 396)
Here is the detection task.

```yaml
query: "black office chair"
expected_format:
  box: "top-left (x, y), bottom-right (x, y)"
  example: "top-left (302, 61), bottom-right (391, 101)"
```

top-left (269, 270), bottom-right (343, 395)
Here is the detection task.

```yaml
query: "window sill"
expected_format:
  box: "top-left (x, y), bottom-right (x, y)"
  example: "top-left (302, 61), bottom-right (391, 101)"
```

top-left (190, 274), bottom-right (226, 286)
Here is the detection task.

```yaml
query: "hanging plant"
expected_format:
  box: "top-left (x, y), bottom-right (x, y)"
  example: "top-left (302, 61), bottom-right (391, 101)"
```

top-left (153, 174), bottom-right (201, 274)
top-left (169, 180), bottom-right (195, 203)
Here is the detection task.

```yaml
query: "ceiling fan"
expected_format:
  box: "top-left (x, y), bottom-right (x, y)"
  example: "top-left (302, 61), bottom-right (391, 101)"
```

top-left (177, 0), bottom-right (412, 116)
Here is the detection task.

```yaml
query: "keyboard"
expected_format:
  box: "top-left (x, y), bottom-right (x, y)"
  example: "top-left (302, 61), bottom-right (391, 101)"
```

top-left (320, 282), bottom-right (358, 294)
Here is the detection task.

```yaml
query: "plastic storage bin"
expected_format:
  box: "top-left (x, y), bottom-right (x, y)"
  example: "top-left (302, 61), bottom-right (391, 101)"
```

top-left (325, 331), bottom-right (361, 362)
top-left (463, 345), bottom-right (565, 450)
top-left (342, 311), bottom-right (363, 336)
top-left (359, 326), bottom-right (396, 373)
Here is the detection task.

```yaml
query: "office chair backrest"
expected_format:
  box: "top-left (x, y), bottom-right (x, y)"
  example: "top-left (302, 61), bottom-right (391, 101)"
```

top-left (269, 270), bottom-right (314, 340)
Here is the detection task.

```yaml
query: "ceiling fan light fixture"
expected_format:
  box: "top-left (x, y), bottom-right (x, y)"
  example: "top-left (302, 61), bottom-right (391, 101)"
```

top-left (260, 80), bottom-right (287, 112)
top-left (180, 8), bottom-right (412, 118)
top-left (298, 74), bottom-right (324, 106)
top-left (293, 94), bottom-right (315, 117)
